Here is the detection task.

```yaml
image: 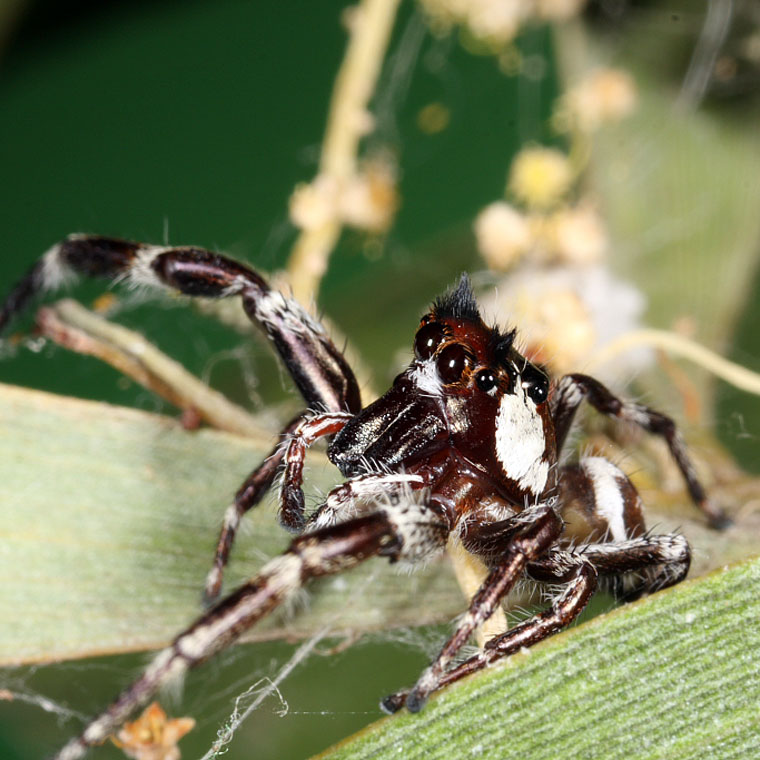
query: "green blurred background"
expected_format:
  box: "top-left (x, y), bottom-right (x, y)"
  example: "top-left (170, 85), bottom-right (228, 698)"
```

top-left (0, 1), bottom-right (758, 759)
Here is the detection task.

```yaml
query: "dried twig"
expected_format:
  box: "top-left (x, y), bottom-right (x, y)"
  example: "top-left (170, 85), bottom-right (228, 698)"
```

top-left (286, 0), bottom-right (401, 302)
top-left (36, 299), bottom-right (272, 440)
top-left (587, 328), bottom-right (760, 396)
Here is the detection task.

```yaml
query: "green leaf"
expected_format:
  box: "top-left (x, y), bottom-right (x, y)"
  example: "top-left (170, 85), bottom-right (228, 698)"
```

top-left (2, 382), bottom-right (757, 667)
top-left (0, 382), bottom-right (464, 665)
top-left (316, 555), bottom-right (760, 760)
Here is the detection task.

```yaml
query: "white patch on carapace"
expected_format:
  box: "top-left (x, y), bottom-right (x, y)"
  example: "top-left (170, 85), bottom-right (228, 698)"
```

top-left (495, 388), bottom-right (548, 494)
top-left (40, 243), bottom-right (75, 291)
top-left (410, 359), bottom-right (443, 397)
top-left (581, 456), bottom-right (628, 541)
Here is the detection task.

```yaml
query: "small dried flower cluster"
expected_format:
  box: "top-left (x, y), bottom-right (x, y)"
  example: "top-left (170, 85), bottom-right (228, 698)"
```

top-left (472, 66), bottom-right (642, 375)
top-left (474, 143), bottom-right (634, 372)
top-left (418, 0), bottom-right (587, 47)
top-left (112, 702), bottom-right (195, 760)
top-left (474, 202), bottom-right (532, 270)
top-left (475, 147), bottom-right (607, 271)
top-left (479, 266), bottom-right (648, 377)
top-left (508, 146), bottom-right (573, 210)
top-left (558, 68), bottom-right (637, 132)
top-left (475, 67), bottom-right (638, 271)
top-left (289, 156), bottom-right (398, 234)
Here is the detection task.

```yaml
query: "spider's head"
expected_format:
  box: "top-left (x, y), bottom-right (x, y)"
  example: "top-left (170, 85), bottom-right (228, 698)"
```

top-left (410, 274), bottom-right (556, 500)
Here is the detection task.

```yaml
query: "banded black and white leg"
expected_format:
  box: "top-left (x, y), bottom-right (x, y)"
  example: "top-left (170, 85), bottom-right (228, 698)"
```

top-left (53, 497), bottom-right (451, 760)
top-left (381, 557), bottom-right (598, 712)
top-left (278, 411), bottom-right (355, 531)
top-left (383, 504), bottom-right (563, 713)
top-left (207, 407), bottom-right (359, 602)
top-left (0, 235), bottom-right (364, 602)
top-left (556, 455), bottom-right (691, 597)
top-left (1, 235), bottom-right (362, 414)
top-left (204, 413), bottom-right (305, 603)
top-left (382, 527), bottom-right (689, 715)
top-left (551, 373), bottom-right (729, 528)
top-left (550, 533), bottom-right (691, 600)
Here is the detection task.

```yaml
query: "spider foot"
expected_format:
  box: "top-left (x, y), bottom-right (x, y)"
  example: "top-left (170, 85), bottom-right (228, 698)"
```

top-left (706, 507), bottom-right (733, 531)
top-left (405, 688), bottom-right (428, 713)
top-left (379, 690), bottom-right (408, 715)
top-left (380, 685), bottom-right (429, 714)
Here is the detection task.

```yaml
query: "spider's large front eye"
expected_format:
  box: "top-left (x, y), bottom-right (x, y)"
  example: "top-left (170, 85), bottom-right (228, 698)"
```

top-left (436, 343), bottom-right (468, 384)
top-left (521, 364), bottom-right (549, 404)
top-left (476, 369), bottom-right (497, 393)
top-left (414, 322), bottom-right (445, 360)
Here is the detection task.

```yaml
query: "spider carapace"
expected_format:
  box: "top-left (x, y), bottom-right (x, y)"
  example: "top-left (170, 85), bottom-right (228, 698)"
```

top-left (0, 236), bottom-right (728, 759)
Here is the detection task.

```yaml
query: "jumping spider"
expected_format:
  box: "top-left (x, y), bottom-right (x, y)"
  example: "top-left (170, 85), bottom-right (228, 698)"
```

top-left (0, 235), bottom-right (728, 760)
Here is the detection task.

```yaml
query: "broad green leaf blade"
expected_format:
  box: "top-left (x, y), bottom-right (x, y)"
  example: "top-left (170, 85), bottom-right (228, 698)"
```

top-left (0, 383), bottom-right (463, 665)
top-left (2, 383), bottom-right (758, 667)
top-left (315, 555), bottom-right (760, 760)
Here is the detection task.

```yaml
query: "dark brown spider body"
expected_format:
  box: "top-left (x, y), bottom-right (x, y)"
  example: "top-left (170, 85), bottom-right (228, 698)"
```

top-left (329, 301), bottom-right (558, 526)
top-left (0, 235), bottom-right (729, 759)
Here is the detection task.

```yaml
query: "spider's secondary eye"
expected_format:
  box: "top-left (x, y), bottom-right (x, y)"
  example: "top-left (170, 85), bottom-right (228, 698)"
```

top-left (414, 322), bottom-right (445, 360)
top-left (476, 369), bottom-right (497, 393)
top-left (436, 343), bottom-right (468, 384)
top-left (521, 364), bottom-right (549, 404)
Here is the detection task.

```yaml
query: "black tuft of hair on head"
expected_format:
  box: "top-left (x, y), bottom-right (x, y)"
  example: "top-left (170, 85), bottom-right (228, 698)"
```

top-left (432, 273), bottom-right (480, 321)
top-left (492, 328), bottom-right (517, 363)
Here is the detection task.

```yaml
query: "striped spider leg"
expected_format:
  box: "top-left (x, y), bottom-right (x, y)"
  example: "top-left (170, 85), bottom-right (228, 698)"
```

top-left (551, 373), bottom-right (730, 529)
top-left (0, 235), bottom-right (363, 604)
top-left (0, 244), bottom-right (726, 758)
top-left (52, 498), bottom-right (450, 760)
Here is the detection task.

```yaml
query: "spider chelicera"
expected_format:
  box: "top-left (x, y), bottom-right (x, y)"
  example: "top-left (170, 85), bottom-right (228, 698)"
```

top-left (0, 235), bottom-right (729, 760)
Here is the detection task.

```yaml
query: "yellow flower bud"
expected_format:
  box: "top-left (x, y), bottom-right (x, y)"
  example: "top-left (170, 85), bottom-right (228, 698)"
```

top-left (509, 147), bottom-right (573, 209)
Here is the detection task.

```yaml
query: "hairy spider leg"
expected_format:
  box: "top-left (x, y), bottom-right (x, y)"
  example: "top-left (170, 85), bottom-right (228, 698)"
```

top-left (209, 409), bottom-right (359, 603)
top-left (0, 235), bottom-right (362, 414)
top-left (385, 447), bottom-right (694, 714)
top-left (55, 517), bottom-right (393, 760)
top-left (0, 235), bottom-right (364, 602)
top-left (551, 373), bottom-right (729, 529)
top-left (204, 412), bottom-right (304, 604)
top-left (279, 411), bottom-right (355, 531)
top-left (387, 504), bottom-right (563, 713)
top-left (383, 529), bottom-right (690, 714)
top-left (542, 533), bottom-right (691, 600)
top-left (53, 495), bottom-right (451, 760)
top-left (382, 559), bottom-right (598, 714)
top-left (552, 456), bottom-right (692, 598)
